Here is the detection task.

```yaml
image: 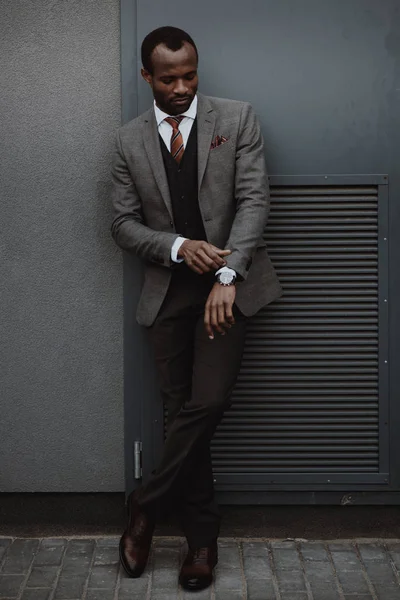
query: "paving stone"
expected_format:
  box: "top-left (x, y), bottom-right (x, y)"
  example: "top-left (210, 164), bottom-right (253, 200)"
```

top-left (96, 538), bottom-right (119, 547)
top-left (152, 595), bottom-right (185, 600)
top-left (242, 542), bottom-right (272, 580)
top-left (151, 545), bottom-right (180, 594)
top-left (271, 541), bottom-right (297, 550)
top-left (86, 589), bottom-right (116, 600)
top-left (26, 565), bottom-right (59, 587)
top-left (92, 544), bottom-right (119, 566)
top-left (386, 543), bottom-right (400, 570)
top-left (276, 569), bottom-right (306, 592)
top-left (271, 546), bottom-right (302, 570)
top-left (374, 584), bottom-right (400, 600)
top-left (33, 539), bottom-right (66, 566)
top-left (363, 560), bottom-right (398, 585)
top-left (357, 542), bottom-right (387, 562)
top-left (280, 594), bottom-right (308, 600)
top-left (54, 574), bottom-right (89, 599)
top-left (246, 579), bottom-right (276, 600)
top-left (300, 542), bottom-right (329, 562)
top-left (1, 539), bottom-right (39, 574)
top-left (308, 584), bottom-right (340, 600)
top-left (118, 572), bottom-right (150, 599)
top-left (182, 585), bottom-right (212, 600)
top-left (88, 564), bottom-right (119, 589)
top-left (343, 597), bottom-right (373, 600)
top-left (304, 560), bottom-right (336, 583)
top-left (214, 542), bottom-right (243, 592)
top-left (337, 569), bottom-right (370, 595)
top-left (328, 543), bottom-right (354, 552)
top-left (0, 539), bottom-right (12, 565)
top-left (54, 541), bottom-right (95, 600)
top-left (214, 591), bottom-right (244, 600)
top-left (21, 589), bottom-right (52, 600)
top-left (329, 546), bottom-right (361, 570)
top-left (63, 540), bottom-right (95, 568)
top-left (307, 573), bottom-right (339, 600)
top-left (0, 573), bottom-right (25, 597)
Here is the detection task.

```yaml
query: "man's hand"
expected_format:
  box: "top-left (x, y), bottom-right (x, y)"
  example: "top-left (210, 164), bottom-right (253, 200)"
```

top-left (178, 240), bottom-right (231, 274)
top-left (204, 283), bottom-right (236, 340)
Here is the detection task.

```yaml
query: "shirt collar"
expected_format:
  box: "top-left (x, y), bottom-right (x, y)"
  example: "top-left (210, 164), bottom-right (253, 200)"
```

top-left (153, 94), bottom-right (198, 126)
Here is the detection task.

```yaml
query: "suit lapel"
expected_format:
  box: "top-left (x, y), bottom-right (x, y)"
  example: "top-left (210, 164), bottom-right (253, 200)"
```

top-left (142, 110), bottom-right (174, 220)
top-left (197, 94), bottom-right (216, 191)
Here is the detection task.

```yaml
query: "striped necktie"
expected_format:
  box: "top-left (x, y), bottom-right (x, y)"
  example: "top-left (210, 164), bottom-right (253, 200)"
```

top-left (164, 116), bottom-right (185, 165)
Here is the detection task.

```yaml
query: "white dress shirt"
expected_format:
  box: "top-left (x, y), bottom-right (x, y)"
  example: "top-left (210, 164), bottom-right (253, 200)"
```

top-left (154, 96), bottom-right (235, 278)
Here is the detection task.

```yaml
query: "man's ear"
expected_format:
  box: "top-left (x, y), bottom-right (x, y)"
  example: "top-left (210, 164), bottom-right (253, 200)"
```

top-left (141, 68), bottom-right (152, 85)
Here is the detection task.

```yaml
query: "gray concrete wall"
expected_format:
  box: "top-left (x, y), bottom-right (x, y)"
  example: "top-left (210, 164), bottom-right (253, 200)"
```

top-left (0, 0), bottom-right (124, 491)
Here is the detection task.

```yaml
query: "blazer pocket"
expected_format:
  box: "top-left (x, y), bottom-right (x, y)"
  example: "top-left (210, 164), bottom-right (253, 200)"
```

top-left (210, 138), bottom-right (233, 153)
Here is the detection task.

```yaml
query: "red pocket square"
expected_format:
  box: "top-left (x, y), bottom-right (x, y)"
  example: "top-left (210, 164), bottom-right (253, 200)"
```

top-left (210, 135), bottom-right (229, 150)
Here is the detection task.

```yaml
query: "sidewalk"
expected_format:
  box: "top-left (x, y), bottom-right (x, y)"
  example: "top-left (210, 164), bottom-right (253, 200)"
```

top-left (1, 536), bottom-right (400, 600)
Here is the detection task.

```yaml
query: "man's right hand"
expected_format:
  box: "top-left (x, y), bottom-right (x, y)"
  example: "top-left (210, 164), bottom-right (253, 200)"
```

top-left (178, 240), bottom-right (231, 274)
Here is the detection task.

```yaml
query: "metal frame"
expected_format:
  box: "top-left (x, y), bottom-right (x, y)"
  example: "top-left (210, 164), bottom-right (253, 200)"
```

top-left (119, 0), bottom-right (396, 501)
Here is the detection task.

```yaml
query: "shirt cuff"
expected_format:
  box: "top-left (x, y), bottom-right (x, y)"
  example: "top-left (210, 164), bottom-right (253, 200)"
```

top-left (171, 236), bottom-right (187, 263)
top-left (215, 266), bottom-right (237, 277)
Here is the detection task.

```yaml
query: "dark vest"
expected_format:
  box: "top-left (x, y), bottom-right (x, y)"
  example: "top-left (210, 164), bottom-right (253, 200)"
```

top-left (159, 119), bottom-right (207, 242)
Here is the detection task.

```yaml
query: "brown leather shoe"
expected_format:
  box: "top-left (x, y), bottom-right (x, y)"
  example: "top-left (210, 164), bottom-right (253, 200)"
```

top-left (179, 542), bottom-right (218, 591)
top-left (119, 492), bottom-right (155, 578)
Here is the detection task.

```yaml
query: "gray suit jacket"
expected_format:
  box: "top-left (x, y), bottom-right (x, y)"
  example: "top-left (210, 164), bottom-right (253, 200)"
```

top-left (110, 93), bottom-right (282, 326)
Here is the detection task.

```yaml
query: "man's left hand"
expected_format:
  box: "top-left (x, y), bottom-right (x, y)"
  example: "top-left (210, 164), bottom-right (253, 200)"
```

top-left (204, 283), bottom-right (236, 340)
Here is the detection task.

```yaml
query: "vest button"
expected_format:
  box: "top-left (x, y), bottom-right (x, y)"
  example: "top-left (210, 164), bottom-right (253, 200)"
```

top-left (169, 221), bottom-right (173, 227)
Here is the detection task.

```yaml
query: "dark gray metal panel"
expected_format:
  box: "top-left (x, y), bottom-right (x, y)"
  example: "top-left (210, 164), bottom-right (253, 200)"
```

top-left (120, 0), bottom-right (165, 494)
top-left (135, 0), bottom-right (396, 174)
top-left (121, 0), bottom-right (400, 499)
top-left (210, 178), bottom-right (389, 488)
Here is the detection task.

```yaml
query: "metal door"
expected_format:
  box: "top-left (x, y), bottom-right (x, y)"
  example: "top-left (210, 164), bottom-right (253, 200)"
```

top-left (121, 0), bottom-right (400, 502)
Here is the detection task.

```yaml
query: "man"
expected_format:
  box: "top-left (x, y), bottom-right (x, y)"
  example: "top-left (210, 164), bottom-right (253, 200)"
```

top-left (111, 26), bottom-right (282, 592)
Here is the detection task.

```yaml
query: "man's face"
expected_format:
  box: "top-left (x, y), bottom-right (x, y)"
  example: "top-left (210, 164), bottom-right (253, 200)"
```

top-left (142, 42), bottom-right (198, 115)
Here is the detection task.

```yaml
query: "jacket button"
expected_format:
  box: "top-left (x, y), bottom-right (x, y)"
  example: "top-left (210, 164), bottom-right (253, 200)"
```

top-left (169, 221), bottom-right (173, 227)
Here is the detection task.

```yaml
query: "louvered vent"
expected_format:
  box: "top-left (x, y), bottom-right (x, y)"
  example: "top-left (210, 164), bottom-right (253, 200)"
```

top-left (211, 184), bottom-right (380, 477)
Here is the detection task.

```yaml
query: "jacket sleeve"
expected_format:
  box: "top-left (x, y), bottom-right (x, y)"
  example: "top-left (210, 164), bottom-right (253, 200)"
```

top-left (110, 129), bottom-right (179, 267)
top-left (224, 102), bottom-right (270, 280)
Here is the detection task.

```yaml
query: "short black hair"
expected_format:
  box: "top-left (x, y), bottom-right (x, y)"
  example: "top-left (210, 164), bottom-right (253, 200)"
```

top-left (141, 26), bottom-right (198, 74)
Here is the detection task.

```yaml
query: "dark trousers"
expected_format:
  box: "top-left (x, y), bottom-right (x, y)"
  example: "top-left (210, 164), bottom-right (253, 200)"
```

top-left (136, 268), bottom-right (247, 548)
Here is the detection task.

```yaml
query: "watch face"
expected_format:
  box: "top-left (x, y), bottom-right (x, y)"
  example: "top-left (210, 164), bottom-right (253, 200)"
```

top-left (220, 271), bottom-right (233, 285)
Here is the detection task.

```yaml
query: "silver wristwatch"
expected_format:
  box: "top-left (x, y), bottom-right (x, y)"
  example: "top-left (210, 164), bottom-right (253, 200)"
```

top-left (216, 271), bottom-right (236, 286)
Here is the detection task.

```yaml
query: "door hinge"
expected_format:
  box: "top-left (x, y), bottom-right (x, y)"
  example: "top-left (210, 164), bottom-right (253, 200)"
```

top-left (134, 441), bottom-right (142, 480)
